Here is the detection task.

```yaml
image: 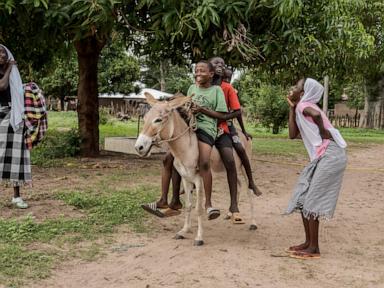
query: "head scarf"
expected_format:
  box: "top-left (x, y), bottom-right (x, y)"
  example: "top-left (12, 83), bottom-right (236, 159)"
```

top-left (295, 78), bottom-right (346, 161)
top-left (300, 78), bottom-right (324, 104)
top-left (0, 44), bottom-right (24, 132)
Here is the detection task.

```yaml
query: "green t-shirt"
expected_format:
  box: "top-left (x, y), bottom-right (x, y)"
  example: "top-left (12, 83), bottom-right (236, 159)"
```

top-left (187, 84), bottom-right (228, 139)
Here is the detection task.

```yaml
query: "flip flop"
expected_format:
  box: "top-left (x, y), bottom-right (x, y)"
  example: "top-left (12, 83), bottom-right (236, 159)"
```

top-left (162, 208), bottom-right (182, 217)
top-left (231, 212), bottom-right (245, 224)
top-left (285, 246), bottom-right (304, 253)
top-left (141, 202), bottom-right (166, 218)
top-left (207, 207), bottom-right (220, 220)
top-left (289, 251), bottom-right (321, 260)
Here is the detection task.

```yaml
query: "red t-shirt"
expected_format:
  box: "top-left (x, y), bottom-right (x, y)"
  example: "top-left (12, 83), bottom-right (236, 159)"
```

top-left (218, 81), bottom-right (241, 134)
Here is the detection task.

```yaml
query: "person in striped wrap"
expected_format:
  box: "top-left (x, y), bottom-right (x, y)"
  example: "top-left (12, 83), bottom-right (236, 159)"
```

top-left (285, 78), bottom-right (347, 259)
top-left (0, 44), bottom-right (32, 209)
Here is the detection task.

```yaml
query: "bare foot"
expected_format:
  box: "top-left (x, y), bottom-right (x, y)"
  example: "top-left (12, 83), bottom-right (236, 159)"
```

top-left (286, 242), bottom-right (309, 252)
top-left (156, 199), bottom-right (169, 209)
top-left (298, 247), bottom-right (320, 254)
top-left (168, 200), bottom-right (182, 210)
top-left (290, 248), bottom-right (321, 259)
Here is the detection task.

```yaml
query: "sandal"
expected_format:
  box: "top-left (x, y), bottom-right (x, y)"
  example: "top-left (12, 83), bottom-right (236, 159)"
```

top-left (231, 212), bottom-right (245, 224)
top-left (141, 202), bottom-right (181, 218)
top-left (162, 208), bottom-right (181, 217)
top-left (141, 202), bottom-right (166, 218)
top-left (207, 207), bottom-right (220, 220)
top-left (289, 251), bottom-right (321, 260)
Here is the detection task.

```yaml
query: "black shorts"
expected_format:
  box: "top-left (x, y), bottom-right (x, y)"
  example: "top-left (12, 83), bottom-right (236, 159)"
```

top-left (215, 133), bottom-right (233, 149)
top-left (228, 124), bottom-right (241, 144)
top-left (195, 129), bottom-right (233, 149)
top-left (196, 129), bottom-right (215, 146)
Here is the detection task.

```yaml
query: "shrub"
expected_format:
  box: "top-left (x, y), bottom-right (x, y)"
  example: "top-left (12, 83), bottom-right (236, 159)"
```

top-left (99, 107), bottom-right (111, 125)
top-left (30, 129), bottom-right (80, 166)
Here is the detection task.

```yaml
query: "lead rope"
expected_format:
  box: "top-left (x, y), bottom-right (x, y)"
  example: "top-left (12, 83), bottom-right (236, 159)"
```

top-left (153, 100), bottom-right (197, 146)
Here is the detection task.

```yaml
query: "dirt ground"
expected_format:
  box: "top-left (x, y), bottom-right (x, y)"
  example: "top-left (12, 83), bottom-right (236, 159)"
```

top-left (10, 144), bottom-right (384, 288)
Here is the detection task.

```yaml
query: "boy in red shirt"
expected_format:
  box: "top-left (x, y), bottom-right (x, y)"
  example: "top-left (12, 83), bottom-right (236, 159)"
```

top-left (210, 58), bottom-right (261, 197)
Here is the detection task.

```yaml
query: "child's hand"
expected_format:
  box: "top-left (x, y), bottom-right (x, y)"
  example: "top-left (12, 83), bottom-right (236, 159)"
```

top-left (5, 60), bottom-right (16, 70)
top-left (190, 103), bottom-right (202, 114)
top-left (286, 91), bottom-right (295, 107)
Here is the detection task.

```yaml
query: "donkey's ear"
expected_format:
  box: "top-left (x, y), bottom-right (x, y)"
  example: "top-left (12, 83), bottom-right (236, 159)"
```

top-left (145, 92), bottom-right (158, 106)
top-left (168, 96), bottom-right (192, 109)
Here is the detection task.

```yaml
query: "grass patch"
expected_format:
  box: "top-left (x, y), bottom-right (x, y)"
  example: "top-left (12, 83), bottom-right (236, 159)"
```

top-left (0, 244), bottom-right (53, 287)
top-left (253, 138), bottom-right (306, 157)
top-left (338, 128), bottom-right (384, 144)
top-left (99, 118), bottom-right (139, 144)
top-left (48, 111), bottom-right (78, 130)
top-left (0, 185), bottom-right (158, 287)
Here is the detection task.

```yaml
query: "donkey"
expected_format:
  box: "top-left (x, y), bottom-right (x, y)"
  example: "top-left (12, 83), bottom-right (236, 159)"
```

top-left (135, 93), bottom-right (258, 245)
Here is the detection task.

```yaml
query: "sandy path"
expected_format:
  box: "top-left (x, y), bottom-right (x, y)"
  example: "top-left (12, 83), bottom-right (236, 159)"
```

top-left (32, 145), bottom-right (384, 288)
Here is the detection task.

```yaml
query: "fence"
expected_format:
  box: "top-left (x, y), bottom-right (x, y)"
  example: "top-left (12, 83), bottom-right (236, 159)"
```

top-left (329, 114), bottom-right (361, 128)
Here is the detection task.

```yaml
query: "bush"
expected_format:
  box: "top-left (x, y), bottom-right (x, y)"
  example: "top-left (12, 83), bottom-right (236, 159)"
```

top-left (253, 84), bottom-right (289, 134)
top-left (31, 129), bottom-right (80, 166)
top-left (99, 107), bottom-right (111, 125)
top-left (234, 70), bottom-right (289, 134)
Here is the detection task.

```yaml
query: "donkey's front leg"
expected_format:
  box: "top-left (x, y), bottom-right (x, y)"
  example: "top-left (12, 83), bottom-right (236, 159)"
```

top-left (175, 179), bottom-right (193, 239)
top-left (194, 177), bottom-right (204, 246)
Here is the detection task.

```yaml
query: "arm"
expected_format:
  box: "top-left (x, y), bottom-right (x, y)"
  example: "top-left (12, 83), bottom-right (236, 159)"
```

top-left (0, 61), bottom-right (14, 91)
top-left (288, 106), bottom-right (300, 139)
top-left (303, 107), bottom-right (331, 139)
top-left (192, 104), bottom-right (240, 120)
top-left (235, 110), bottom-right (253, 139)
top-left (197, 106), bottom-right (230, 120)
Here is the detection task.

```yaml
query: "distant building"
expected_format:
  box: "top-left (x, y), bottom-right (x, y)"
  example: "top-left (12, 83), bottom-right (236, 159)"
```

top-left (99, 88), bottom-right (173, 116)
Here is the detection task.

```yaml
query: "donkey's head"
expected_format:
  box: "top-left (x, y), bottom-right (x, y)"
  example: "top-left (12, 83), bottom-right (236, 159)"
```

top-left (135, 92), bottom-right (191, 157)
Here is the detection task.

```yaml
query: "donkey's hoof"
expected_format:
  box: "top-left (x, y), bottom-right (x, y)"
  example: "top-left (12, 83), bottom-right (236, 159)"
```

top-left (194, 240), bottom-right (204, 246)
top-left (249, 224), bottom-right (258, 230)
top-left (174, 234), bottom-right (185, 240)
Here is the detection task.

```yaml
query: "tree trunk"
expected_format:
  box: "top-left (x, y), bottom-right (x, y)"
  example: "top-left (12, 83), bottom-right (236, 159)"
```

top-left (323, 75), bottom-right (329, 115)
top-left (60, 94), bottom-right (65, 111)
top-left (378, 77), bottom-right (384, 129)
top-left (75, 36), bottom-right (106, 157)
top-left (159, 60), bottom-right (166, 92)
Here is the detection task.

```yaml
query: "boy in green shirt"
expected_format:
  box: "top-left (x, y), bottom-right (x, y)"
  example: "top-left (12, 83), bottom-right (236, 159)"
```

top-left (188, 60), bottom-right (229, 219)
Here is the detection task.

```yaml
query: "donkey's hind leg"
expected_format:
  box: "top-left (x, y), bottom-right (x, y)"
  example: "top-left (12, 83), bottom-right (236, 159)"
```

top-left (175, 179), bottom-right (193, 239)
top-left (194, 177), bottom-right (204, 246)
top-left (241, 168), bottom-right (258, 230)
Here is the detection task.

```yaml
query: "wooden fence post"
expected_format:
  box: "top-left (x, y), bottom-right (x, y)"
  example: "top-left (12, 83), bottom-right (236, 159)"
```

top-left (323, 76), bottom-right (329, 115)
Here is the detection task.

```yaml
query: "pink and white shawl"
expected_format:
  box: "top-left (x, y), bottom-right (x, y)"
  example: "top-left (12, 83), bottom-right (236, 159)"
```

top-left (295, 78), bottom-right (347, 161)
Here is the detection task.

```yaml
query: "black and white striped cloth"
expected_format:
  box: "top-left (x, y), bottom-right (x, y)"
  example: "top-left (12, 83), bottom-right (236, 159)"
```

top-left (285, 141), bottom-right (347, 220)
top-left (0, 110), bottom-right (31, 186)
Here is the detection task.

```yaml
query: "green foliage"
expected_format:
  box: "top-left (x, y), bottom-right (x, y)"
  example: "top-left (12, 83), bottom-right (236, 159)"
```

top-left (98, 35), bottom-right (140, 94)
top-left (164, 65), bottom-right (193, 95)
top-left (34, 36), bottom-right (140, 99)
top-left (141, 60), bottom-right (193, 94)
top-left (254, 84), bottom-right (289, 134)
top-left (235, 70), bottom-right (289, 134)
top-left (36, 49), bottom-right (79, 99)
top-left (31, 129), bottom-right (80, 166)
top-left (99, 107), bottom-right (111, 125)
